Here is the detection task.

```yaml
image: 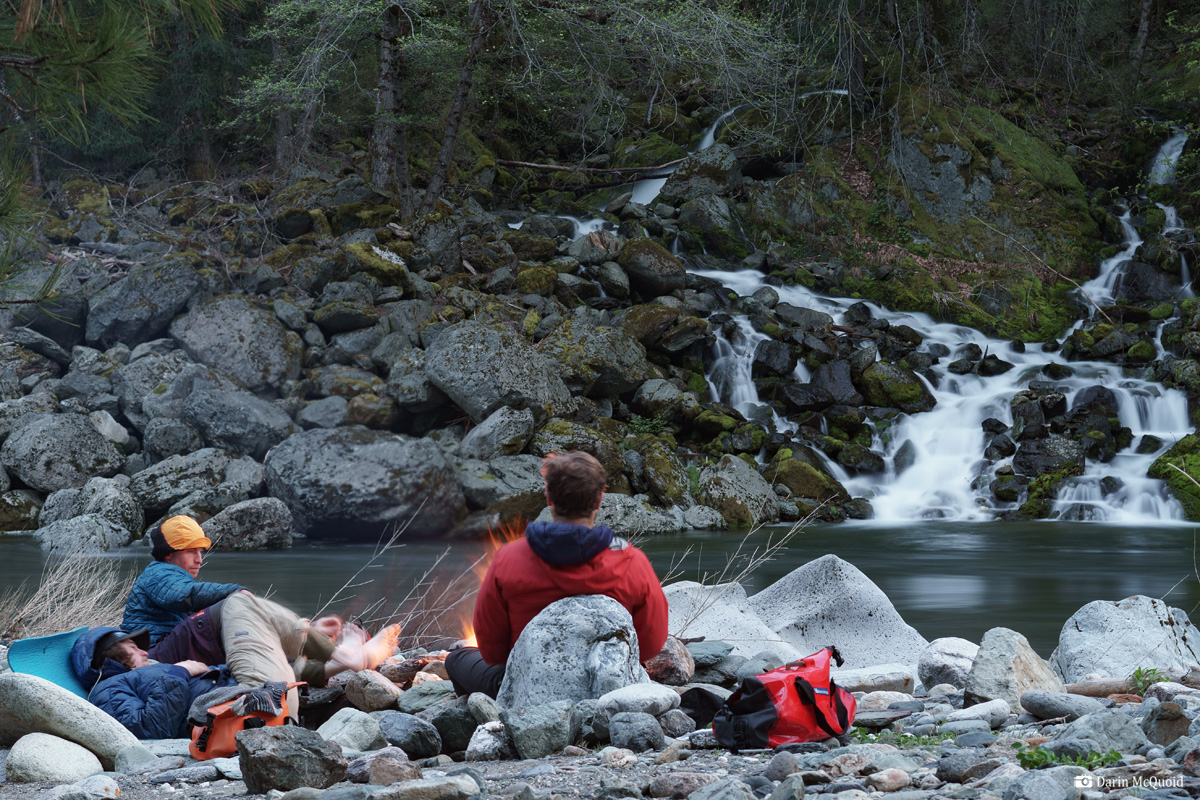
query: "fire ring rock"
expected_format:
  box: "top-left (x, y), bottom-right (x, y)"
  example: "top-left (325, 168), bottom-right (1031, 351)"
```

top-left (497, 595), bottom-right (650, 709)
top-left (235, 725), bottom-right (347, 793)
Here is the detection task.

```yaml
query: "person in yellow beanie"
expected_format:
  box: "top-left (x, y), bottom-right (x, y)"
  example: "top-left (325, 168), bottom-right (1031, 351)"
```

top-left (121, 515), bottom-right (247, 644)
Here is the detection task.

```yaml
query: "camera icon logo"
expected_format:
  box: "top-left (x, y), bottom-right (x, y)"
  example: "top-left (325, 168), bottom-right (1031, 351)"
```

top-left (1074, 775), bottom-right (1099, 789)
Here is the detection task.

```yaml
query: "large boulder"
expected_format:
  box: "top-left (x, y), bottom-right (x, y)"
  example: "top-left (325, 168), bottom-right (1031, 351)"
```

top-left (425, 321), bottom-right (570, 423)
top-left (0, 673), bottom-right (139, 768)
top-left (665, 581), bottom-right (801, 662)
top-left (1050, 595), bottom-right (1200, 683)
top-left (5, 732), bottom-right (103, 783)
top-left (1047, 708), bottom-right (1153, 756)
top-left (201, 497), bottom-right (293, 550)
top-left (616, 239), bottom-right (687, 299)
top-left (677, 195), bottom-right (741, 258)
top-left (128, 448), bottom-right (236, 512)
top-left (39, 476), bottom-right (143, 533)
top-left (535, 493), bottom-right (685, 536)
top-left (458, 407), bottom-right (536, 461)
top-left (86, 261), bottom-right (201, 347)
top-left (180, 389), bottom-right (294, 460)
top-left (660, 144), bottom-right (742, 200)
top-left (236, 725), bottom-right (347, 793)
top-left (697, 455), bottom-right (779, 528)
top-left (170, 295), bottom-right (303, 393)
top-left (37, 514), bottom-right (133, 552)
top-left (8, 261), bottom-right (90, 348)
top-left (538, 321), bottom-right (654, 397)
top-left (264, 426), bottom-right (465, 538)
top-left (529, 420), bottom-right (626, 491)
top-left (497, 595), bottom-right (650, 708)
top-left (964, 627), bottom-right (1065, 712)
top-left (0, 413), bottom-right (124, 492)
top-left (110, 349), bottom-right (194, 431)
top-left (748, 555), bottom-right (929, 670)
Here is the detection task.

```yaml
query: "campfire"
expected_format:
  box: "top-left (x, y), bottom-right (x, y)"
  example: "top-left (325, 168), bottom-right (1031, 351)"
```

top-left (458, 517), bottom-right (527, 647)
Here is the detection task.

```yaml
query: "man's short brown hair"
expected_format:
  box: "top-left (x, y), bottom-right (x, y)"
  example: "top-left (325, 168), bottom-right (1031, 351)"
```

top-left (542, 451), bottom-right (607, 519)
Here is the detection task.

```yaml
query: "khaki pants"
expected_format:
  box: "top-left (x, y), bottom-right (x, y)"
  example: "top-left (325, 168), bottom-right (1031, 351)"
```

top-left (219, 593), bottom-right (311, 719)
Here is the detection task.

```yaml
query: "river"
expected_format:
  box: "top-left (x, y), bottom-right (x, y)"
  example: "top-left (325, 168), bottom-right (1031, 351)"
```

top-left (4, 520), bottom-right (1197, 656)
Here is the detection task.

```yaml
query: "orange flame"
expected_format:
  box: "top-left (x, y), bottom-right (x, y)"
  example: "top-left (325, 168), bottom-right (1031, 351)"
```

top-left (459, 517), bottom-right (527, 644)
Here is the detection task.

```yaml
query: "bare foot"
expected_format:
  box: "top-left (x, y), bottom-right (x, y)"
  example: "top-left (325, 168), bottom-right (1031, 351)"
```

top-left (310, 615), bottom-right (343, 640)
top-left (328, 624), bottom-right (401, 673)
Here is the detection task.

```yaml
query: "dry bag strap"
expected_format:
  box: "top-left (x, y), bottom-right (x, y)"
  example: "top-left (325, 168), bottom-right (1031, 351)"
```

top-left (793, 677), bottom-right (851, 738)
top-left (194, 713), bottom-right (216, 753)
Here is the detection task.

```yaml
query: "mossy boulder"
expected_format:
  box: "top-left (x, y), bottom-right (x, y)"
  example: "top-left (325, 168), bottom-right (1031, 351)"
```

top-left (0, 490), bottom-right (40, 531)
top-left (660, 143), bottom-right (741, 200)
top-left (1149, 434), bottom-right (1200, 521)
top-left (677, 195), bottom-right (745, 259)
top-left (343, 241), bottom-right (411, 289)
top-left (333, 201), bottom-right (398, 235)
top-left (634, 438), bottom-right (691, 507)
top-left (538, 320), bottom-right (654, 397)
top-left (612, 134), bottom-right (687, 169)
top-left (616, 239), bottom-right (686, 299)
top-left (60, 180), bottom-right (112, 216)
top-left (855, 362), bottom-right (936, 413)
top-left (764, 459), bottom-right (849, 502)
top-left (529, 420), bottom-right (628, 494)
top-left (697, 454), bottom-right (779, 528)
top-left (504, 230), bottom-right (558, 262)
top-left (617, 305), bottom-right (682, 346)
top-left (274, 207), bottom-right (314, 240)
top-left (515, 266), bottom-right (558, 296)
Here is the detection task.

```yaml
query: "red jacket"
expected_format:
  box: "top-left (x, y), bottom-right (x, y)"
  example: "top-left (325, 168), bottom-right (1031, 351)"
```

top-left (473, 522), bottom-right (668, 666)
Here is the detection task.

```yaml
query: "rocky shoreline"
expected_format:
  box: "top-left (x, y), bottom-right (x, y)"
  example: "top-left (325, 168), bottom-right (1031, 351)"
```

top-left (4, 557), bottom-right (1200, 800)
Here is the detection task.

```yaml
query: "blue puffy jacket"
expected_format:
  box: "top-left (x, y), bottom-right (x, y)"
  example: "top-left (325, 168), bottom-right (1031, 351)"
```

top-left (122, 561), bottom-right (245, 643)
top-left (70, 627), bottom-right (238, 739)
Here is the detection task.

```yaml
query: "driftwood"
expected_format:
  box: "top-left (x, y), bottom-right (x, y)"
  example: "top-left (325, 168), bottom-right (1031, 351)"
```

top-left (1065, 671), bottom-right (1200, 697)
top-left (1065, 678), bottom-right (1135, 697)
top-left (496, 157), bottom-right (685, 175)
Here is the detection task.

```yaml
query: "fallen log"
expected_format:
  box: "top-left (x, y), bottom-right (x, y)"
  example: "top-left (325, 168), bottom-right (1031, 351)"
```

top-left (1065, 678), bottom-right (1134, 696)
top-left (496, 157), bottom-right (685, 175)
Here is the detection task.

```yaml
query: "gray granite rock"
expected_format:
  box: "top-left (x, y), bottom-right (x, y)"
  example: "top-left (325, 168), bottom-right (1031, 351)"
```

top-left (965, 627), bottom-right (1064, 712)
top-left (5, 733), bottom-right (102, 783)
top-left (918, 637), bottom-right (979, 689)
top-left (501, 700), bottom-right (573, 759)
top-left (1, 413), bottom-right (124, 492)
top-left (379, 712), bottom-right (443, 759)
top-left (608, 711), bottom-right (664, 751)
top-left (235, 725), bottom-right (347, 793)
top-left (1051, 596), bottom-right (1200, 683)
top-left (1019, 690), bottom-right (1105, 722)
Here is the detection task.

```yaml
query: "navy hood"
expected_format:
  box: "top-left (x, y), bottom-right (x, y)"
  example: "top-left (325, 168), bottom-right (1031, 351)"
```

top-left (71, 626), bottom-right (132, 691)
top-left (524, 521), bottom-right (614, 566)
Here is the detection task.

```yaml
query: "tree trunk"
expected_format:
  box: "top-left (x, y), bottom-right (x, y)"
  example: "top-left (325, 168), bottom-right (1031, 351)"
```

top-left (836, 0), bottom-right (867, 112)
top-left (1132, 0), bottom-right (1152, 68)
top-left (418, 0), bottom-right (494, 216)
top-left (960, 0), bottom-right (980, 74)
top-left (369, 3), bottom-right (415, 219)
top-left (272, 36), bottom-right (294, 170)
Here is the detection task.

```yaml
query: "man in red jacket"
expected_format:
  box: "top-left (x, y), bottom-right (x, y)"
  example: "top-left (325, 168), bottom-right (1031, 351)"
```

top-left (446, 451), bottom-right (668, 698)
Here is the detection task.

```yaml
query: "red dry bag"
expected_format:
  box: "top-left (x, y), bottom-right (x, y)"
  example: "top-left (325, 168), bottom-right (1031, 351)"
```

top-left (712, 646), bottom-right (856, 751)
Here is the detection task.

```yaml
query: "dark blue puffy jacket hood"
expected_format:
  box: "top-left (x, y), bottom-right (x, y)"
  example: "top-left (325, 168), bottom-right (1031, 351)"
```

top-left (524, 521), bottom-right (614, 566)
top-left (71, 626), bottom-right (128, 692)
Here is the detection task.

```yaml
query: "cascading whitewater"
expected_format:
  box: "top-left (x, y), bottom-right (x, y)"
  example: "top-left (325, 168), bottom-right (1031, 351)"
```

top-left (693, 133), bottom-right (1194, 523)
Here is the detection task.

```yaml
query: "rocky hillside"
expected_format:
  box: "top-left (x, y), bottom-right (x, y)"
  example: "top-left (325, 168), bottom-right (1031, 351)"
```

top-left (1, 87), bottom-right (1199, 548)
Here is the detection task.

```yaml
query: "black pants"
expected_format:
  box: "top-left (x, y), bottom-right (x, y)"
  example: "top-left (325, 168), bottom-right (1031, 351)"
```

top-left (445, 646), bottom-right (506, 699)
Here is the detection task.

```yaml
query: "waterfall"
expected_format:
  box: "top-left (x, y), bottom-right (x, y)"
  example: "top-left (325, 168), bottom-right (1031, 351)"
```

top-left (689, 132), bottom-right (1195, 523)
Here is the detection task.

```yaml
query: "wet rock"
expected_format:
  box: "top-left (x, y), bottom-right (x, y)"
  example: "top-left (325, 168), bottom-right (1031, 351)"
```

top-left (964, 627), bottom-right (1065, 711)
top-left (201, 497), bottom-right (293, 551)
top-left (425, 320), bottom-right (571, 423)
top-left (1051, 595), bottom-right (1200, 683)
top-left (264, 426), bottom-right (465, 538)
top-left (498, 596), bottom-right (650, 708)
top-left (1, 413), bottom-right (124, 492)
top-left (660, 144), bottom-right (741, 200)
top-left (170, 295), bottom-right (303, 393)
top-left (749, 554), bottom-right (928, 669)
top-left (753, 340), bottom-right (796, 377)
top-left (1012, 434), bottom-right (1086, 476)
top-left (812, 361), bottom-right (864, 406)
top-left (678, 195), bottom-right (740, 257)
top-left (781, 383), bottom-right (835, 413)
top-left (855, 362), bottom-right (936, 413)
top-left (616, 239), bottom-right (687, 299)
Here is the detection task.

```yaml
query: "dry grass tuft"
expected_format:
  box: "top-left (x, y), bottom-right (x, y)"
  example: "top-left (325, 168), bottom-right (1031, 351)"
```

top-left (0, 555), bottom-right (136, 640)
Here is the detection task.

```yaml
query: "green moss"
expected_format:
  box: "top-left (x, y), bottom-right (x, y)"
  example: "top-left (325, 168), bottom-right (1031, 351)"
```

top-left (1126, 340), bottom-right (1156, 362)
top-left (686, 372), bottom-right (709, 395)
top-left (693, 411), bottom-right (738, 433)
top-left (1149, 434), bottom-right (1200, 521)
top-left (343, 241), bottom-right (410, 287)
top-left (515, 266), bottom-right (558, 295)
